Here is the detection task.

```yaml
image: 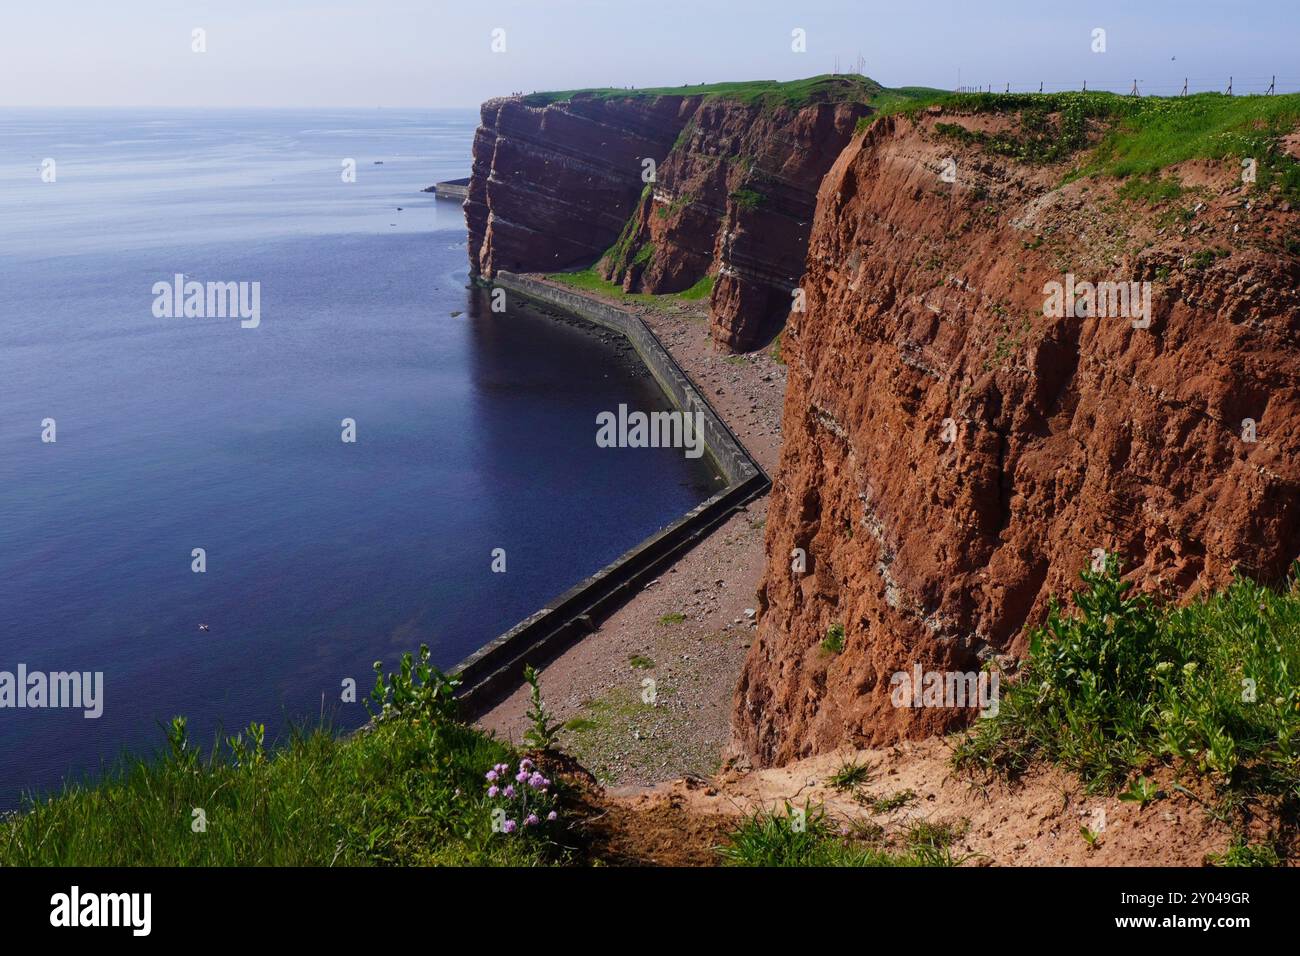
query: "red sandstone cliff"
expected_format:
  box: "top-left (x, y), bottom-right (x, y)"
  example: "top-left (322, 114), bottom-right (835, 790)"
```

top-left (466, 94), bottom-right (688, 277)
top-left (734, 108), bottom-right (1300, 766)
top-left (599, 98), bottom-right (868, 350)
top-left (466, 77), bottom-right (877, 351)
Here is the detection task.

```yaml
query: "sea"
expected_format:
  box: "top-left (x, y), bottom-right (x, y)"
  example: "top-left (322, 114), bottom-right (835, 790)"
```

top-left (0, 108), bottom-right (719, 808)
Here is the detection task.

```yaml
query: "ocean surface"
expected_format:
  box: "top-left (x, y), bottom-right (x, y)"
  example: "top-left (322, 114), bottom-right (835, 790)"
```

top-left (0, 108), bottom-right (719, 808)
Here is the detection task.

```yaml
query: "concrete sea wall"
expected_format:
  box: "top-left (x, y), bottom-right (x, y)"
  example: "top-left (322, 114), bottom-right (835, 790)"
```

top-left (452, 272), bottom-right (769, 713)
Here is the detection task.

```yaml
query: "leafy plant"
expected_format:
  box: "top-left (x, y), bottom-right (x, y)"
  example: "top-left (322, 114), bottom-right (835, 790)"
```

top-left (165, 716), bottom-right (198, 771)
top-left (366, 643), bottom-right (460, 725)
top-left (225, 721), bottom-right (267, 771)
top-left (522, 664), bottom-right (564, 750)
top-left (954, 557), bottom-right (1300, 815)
top-left (1118, 775), bottom-right (1160, 808)
top-left (821, 623), bottom-right (846, 654)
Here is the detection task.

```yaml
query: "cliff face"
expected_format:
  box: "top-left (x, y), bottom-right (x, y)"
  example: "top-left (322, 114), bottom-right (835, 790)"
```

top-left (466, 78), bottom-right (877, 351)
top-left (734, 109), bottom-right (1300, 765)
top-left (600, 99), bottom-right (868, 350)
top-left (466, 95), bottom-right (689, 277)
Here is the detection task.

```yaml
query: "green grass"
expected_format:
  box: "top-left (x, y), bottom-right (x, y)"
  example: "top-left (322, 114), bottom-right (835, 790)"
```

top-left (547, 267), bottom-right (662, 307)
top-left (655, 191), bottom-right (694, 220)
top-left (1074, 93), bottom-right (1300, 188)
top-left (827, 757), bottom-right (873, 792)
top-left (520, 74), bottom-right (939, 112)
top-left (547, 267), bottom-right (626, 294)
top-left (0, 648), bottom-right (561, 866)
top-left (1116, 173), bottom-right (1186, 205)
top-left (546, 267), bottom-right (711, 313)
top-left (864, 789), bottom-right (917, 814)
top-left (719, 803), bottom-right (964, 866)
top-left (983, 313), bottom-right (1032, 371)
top-left (729, 187), bottom-right (765, 210)
top-left (677, 274), bottom-right (714, 300)
top-left (601, 186), bottom-right (652, 275)
top-left (658, 611), bottom-right (687, 626)
top-left (769, 331), bottom-right (786, 365)
top-left (1206, 838), bottom-right (1283, 867)
top-left (1188, 246), bottom-right (1232, 269)
top-left (953, 556), bottom-right (1300, 806)
top-left (884, 90), bottom-right (1300, 198)
top-left (821, 622), bottom-right (846, 654)
top-left (628, 654), bottom-right (656, 670)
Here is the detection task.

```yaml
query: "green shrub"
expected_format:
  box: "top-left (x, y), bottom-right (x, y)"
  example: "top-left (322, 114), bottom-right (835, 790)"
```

top-left (821, 622), bottom-right (846, 654)
top-left (954, 557), bottom-right (1300, 802)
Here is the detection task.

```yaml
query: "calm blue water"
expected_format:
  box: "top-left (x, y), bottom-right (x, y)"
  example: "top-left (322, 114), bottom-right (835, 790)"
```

top-left (0, 109), bottom-right (719, 807)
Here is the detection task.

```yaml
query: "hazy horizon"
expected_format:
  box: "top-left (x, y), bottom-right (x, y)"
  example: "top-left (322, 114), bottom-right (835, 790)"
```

top-left (3, 0), bottom-right (1297, 109)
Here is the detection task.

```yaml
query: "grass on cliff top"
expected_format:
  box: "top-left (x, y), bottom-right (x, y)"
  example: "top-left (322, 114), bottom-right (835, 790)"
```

top-left (877, 89), bottom-right (1300, 194)
top-left (521, 74), bottom-right (940, 111)
top-left (955, 556), bottom-right (1300, 813)
top-left (0, 648), bottom-right (561, 866)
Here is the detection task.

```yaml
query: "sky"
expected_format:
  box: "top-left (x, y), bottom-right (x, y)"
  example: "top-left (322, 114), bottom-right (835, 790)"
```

top-left (3, 0), bottom-right (1297, 108)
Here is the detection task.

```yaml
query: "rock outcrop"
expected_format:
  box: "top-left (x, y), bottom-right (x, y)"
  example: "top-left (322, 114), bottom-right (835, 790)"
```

top-left (734, 108), bottom-right (1300, 766)
top-left (466, 77), bottom-right (878, 351)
